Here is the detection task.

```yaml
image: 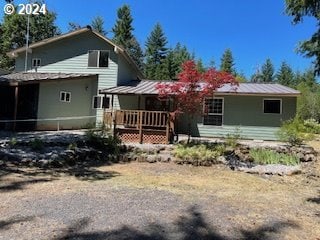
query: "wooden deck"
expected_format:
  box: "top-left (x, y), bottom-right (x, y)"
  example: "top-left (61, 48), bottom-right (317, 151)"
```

top-left (104, 110), bottom-right (175, 144)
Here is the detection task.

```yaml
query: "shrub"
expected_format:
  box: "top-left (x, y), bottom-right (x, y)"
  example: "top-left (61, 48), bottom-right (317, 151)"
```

top-left (249, 148), bottom-right (299, 166)
top-left (8, 137), bottom-right (17, 147)
top-left (85, 125), bottom-right (121, 154)
top-left (303, 118), bottom-right (320, 134)
top-left (277, 118), bottom-right (314, 145)
top-left (173, 143), bottom-right (224, 165)
top-left (30, 138), bottom-right (44, 151)
top-left (225, 127), bottom-right (241, 148)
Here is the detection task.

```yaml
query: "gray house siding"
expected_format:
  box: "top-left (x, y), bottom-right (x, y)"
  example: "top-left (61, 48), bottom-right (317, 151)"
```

top-left (177, 95), bottom-right (297, 140)
top-left (14, 31), bottom-right (139, 126)
top-left (36, 77), bottom-right (97, 130)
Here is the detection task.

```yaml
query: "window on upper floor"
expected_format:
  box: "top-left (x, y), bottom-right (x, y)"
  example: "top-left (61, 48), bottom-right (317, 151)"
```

top-left (32, 58), bottom-right (41, 68)
top-left (263, 99), bottom-right (282, 114)
top-left (88, 50), bottom-right (109, 68)
top-left (92, 96), bottom-right (110, 109)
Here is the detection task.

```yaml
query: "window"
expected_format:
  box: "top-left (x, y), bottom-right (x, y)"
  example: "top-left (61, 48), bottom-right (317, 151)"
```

top-left (88, 50), bottom-right (109, 68)
top-left (93, 96), bottom-right (110, 109)
top-left (263, 99), bottom-right (281, 114)
top-left (32, 58), bottom-right (41, 68)
top-left (60, 91), bottom-right (71, 102)
top-left (203, 98), bottom-right (223, 126)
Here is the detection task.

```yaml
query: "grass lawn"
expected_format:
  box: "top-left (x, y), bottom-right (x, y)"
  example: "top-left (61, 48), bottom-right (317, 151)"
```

top-left (0, 157), bottom-right (319, 239)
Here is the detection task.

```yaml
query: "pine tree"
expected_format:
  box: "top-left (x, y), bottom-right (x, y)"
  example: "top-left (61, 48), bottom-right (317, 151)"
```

top-left (220, 48), bottom-right (236, 75)
top-left (260, 58), bottom-right (275, 82)
top-left (276, 61), bottom-right (294, 86)
top-left (144, 23), bottom-right (168, 79)
top-left (68, 22), bottom-right (81, 31)
top-left (92, 16), bottom-right (106, 35)
top-left (196, 58), bottom-right (206, 73)
top-left (127, 37), bottom-right (144, 71)
top-left (112, 4), bottom-right (134, 49)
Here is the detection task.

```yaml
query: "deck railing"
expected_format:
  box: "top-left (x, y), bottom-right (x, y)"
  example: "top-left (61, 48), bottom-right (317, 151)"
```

top-left (104, 110), bottom-right (175, 144)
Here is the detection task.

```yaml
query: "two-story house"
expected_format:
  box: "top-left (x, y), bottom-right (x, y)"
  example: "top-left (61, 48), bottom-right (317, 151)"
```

top-left (0, 26), bottom-right (300, 143)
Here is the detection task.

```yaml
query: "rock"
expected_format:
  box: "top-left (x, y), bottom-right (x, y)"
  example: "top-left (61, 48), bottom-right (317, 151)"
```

top-left (296, 152), bottom-right (305, 161)
top-left (216, 156), bottom-right (227, 164)
top-left (157, 154), bottom-right (171, 162)
top-left (146, 155), bottom-right (158, 163)
top-left (238, 164), bottom-right (302, 176)
top-left (303, 154), bottom-right (316, 162)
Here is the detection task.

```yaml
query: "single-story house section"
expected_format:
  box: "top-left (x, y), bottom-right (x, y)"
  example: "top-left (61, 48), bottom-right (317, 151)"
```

top-left (100, 80), bottom-right (300, 141)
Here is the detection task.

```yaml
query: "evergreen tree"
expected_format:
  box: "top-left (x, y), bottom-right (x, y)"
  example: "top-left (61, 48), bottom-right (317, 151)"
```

top-left (92, 16), bottom-right (106, 35)
top-left (196, 58), bottom-right (206, 73)
top-left (261, 58), bottom-right (275, 82)
top-left (68, 22), bottom-right (81, 31)
top-left (127, 37), bottom-right (144, 71)
top-left (220, 48), bottom-right (236, 75)
top-left (276, 61), bottom-right (294, 86)
top-left (144, 23), bottom-right (168, 79)
top-left (112, 4), bottom-right (134, 49)
top-left (285, 0), bottom-right (320, 76)
top-left (161, 43), bottom-right (192, 80)
top-left (0, 1), bottom-right (59, 69)
top-left (236, 72), bottom-right (248, 83)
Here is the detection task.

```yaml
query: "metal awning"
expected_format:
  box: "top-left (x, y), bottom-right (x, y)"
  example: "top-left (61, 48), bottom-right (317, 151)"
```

top-left (100, 80), bottom-right (300, 96)
top-left (0, 72), bottom-right (98, 86)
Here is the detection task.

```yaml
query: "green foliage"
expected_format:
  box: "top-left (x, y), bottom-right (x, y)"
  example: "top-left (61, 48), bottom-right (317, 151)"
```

top-left (68, 22), bottom-right (81, 31)
top-left (8, 137), bottom-right (17, 147)
top-left (296, 80), bottom-right (320, 121)
top-left (91, 16), bottom-right (106, 35)
top-left (225, 128), bottom-right (241, 148)
top-left (303, 118), bottom-right (320, 133)
top-left (85, 126), bottom-right (121, 154)
top-left (285, 0), bottom-right (320, 76)
top-left (112, 4), bottom-right (134, 49)
top-left (220, 48), bottom-right (236, 75)
top-left (173, 143), bottom-right (225, 164)
top-left (0, 2), bottom-right (60, 69)
top-left (276, 61), bottom-right (294, 86)
top-left (30, 138), bottom-right (44, 151)
top-left (145, 23), bottom-right (168, 80)
top-left (68, 142), bottom-right (77, 150)
top-left (277, 118), bottom-right (314, 145)
top-left (127, 36), bottom-right (144, 71)
top-left (261, 58), bottom-right (275, 82)
top-left (249, 148), bottom-right (299, 166)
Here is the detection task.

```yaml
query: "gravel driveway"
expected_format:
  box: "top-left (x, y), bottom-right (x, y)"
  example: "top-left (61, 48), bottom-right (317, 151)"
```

top-left (0, 160), bottom-right (319, 239)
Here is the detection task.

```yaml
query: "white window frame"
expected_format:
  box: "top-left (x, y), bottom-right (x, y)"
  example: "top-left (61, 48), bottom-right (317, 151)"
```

top-left (87, 50), bottom-right (110, 68)
top-left (60, 91), bottom-right (71, 103)
top-left (203, 97), bottom-right (224, 126)
top-left (32, 58), bottom-right (41, 68)
top-left (263, 98), bottom-right (282, 114)
top-left (92, 95), bottom-right (110, 109)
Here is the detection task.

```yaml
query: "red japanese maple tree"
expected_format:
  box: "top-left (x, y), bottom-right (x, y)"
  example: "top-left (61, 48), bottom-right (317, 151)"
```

top-left (156, 60), bottom-right (238, 141)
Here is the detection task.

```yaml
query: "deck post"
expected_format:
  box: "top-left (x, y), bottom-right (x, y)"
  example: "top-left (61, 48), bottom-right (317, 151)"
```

top-left (113, 110), bottom-right (117, 138)
top-left (139, 111), bottom-right (143, 144)
top-left (165, 112), bottom-right (170, 144)
top-left (13, 85), bottom-right (19, 131)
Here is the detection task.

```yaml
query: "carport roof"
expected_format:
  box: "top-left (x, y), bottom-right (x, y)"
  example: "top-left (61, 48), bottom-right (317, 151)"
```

top-left (100, 80), bottom-right (300, 96)
top-left (0, 72), bottom-right (97, 85)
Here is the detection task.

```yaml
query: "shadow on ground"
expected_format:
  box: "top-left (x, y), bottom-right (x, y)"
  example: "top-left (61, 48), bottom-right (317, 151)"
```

top-left (307, 190), bottom-right (320, 204)
top-left (0, 216), bottom-right (35, 231)
top-left (54, 206), bottom-right (299, 240)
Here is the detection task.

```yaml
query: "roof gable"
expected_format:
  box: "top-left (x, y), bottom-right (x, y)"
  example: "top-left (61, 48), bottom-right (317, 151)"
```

top-left (7, 27), bottom-right (144, 79)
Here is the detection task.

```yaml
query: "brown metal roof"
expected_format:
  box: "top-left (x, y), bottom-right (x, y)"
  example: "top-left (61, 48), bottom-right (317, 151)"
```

top-left (100, 80), bottom-right (300, 96)
top-left (0, 72), bottom-right (97, 85)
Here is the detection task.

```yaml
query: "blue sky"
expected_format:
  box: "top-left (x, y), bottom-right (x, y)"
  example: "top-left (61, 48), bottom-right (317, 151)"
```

top-left (1, 0), bottom-right (317, 78)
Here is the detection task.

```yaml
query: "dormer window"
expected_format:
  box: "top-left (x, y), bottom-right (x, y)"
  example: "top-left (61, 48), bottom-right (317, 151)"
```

top-left (88, 50), bottom-right (109, 68)
top-left (32, 58), bottom-right (41, 68)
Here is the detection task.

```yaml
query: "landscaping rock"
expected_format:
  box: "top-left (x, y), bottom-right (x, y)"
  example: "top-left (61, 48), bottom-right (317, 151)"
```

top-left (238, 164), bottom-right (302, 176)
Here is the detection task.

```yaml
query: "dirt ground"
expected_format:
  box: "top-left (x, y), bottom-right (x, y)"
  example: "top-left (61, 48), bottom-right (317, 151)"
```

top-left (1, 152), bottom-right (320, 240)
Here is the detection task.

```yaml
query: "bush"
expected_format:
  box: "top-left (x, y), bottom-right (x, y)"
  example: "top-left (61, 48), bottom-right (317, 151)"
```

top-left (303, 119), bottom-right (320, 134)
top-left (85, 125), bottom-right (121, 154)
top-left (249, 148), bottom-right (299, 166)
top-left (30, 138), bottom-right (44, 151)
top-left (277, 118), bottom-right (314, 145)
top-left (225, 127), bottom-right (241, 148)
top-left (173, 143), bottom-right (225, 165)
